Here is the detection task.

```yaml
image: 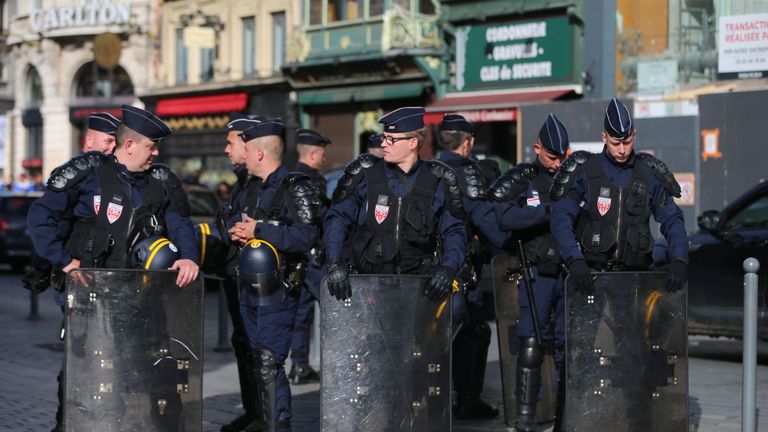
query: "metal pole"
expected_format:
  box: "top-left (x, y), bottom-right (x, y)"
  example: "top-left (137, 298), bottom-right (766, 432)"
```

top-left (28, 291), bottom-right (41, 321)
top-left (742, 257), bottom-right (759, 432)
top-left (214, 277), bottom-right (232, 352)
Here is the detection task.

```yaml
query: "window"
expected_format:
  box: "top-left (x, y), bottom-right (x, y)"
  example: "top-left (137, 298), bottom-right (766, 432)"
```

top-left (272, 12), bottom-right (285, 73)
top-left (242, 16), bottom-right (255, 76)
top-left (370, 0), bottom-right (384, 16)
top-left (26, 67), bottom-right (43, 107)
top-left (201, 47), bottom-right (215, 82)
top-left (723, 194), bottom-right (768, 230)
top-left (176, 28), bottom-right (188, 84)
top-left (328, 0), bottom-right (364, 22)
top-left (419, 0), bottom-right (435, 14)
top-left (73, 62), bottom-right (134, 99)
top-left (393, 0), bottom-right (409, 10)
top-left (27, 125), bottom-right (43, 159)
top-left (309, 0), bottom-right (322, 25)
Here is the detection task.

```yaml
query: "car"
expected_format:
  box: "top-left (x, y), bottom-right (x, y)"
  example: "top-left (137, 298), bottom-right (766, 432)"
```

top-left (0, 191), bottom-right (43, 272)
top-left (183, 184), bottom-right (221, 225)
top-left (673, 181), bottom-right (768, 340)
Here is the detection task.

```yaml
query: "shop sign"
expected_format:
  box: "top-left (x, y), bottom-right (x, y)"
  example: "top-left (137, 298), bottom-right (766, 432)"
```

top-left (455, 16), bottom-right (575, 92)
top-left (718, 13), bottom-right (768, 79)
top-left (30, 0), bottom-right (132, 33)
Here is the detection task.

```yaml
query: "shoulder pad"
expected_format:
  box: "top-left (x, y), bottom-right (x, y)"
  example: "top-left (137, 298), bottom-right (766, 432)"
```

top-left (458, 161), bottom-right (488, 199)
top-left (286, 172), bottom-right (323, 225)
top-left (425, 160), bottom-right (465, 219)
top-left (332, 154), bottom-right (381, 203)
top-left (550, 152), bottom-right (591, 201)
top-left (635, 153), bottom-right (682, 198)
top-left (489, 163), bottom-right (538, 202)
top-left (149, 163), bottom-right (171, 181)
top-left (47, 152), bottom-right (106, 192)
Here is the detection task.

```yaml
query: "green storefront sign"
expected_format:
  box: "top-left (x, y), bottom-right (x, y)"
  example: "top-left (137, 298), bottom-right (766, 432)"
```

top-left (455, 16), bottom-right (575, 92)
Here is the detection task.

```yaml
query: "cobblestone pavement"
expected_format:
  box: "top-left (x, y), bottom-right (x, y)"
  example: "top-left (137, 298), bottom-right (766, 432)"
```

top-left (1, 270), bottom-right (766, 431)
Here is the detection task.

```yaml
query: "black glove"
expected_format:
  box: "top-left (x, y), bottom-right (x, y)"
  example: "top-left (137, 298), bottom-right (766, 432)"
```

top-left (324, 258), bottom-right (351, 301)
top-left (425, 266), bottom-right (454, 300)
top-left (22, 269), bottom-right (51, 294)
top-left (567, 259), bottom-right (594, 295)
top-left (666, 259), bottom-right (687, 293)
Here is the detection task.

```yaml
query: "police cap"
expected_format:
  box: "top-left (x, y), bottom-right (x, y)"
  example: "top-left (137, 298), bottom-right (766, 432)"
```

top-left (122, 105), bottom-right (173, 142)
top-left (438, 114), bottom-right (474, 134)
top-left (367, 133), bottom-right (383, 149)
top-left (378, 107), bottom-right (425, 133)
top-left (240, 119), bottom-right (284, 142)
top-left (604, 97), bottom-right (634, 140)
top-left (227, 113), bottom-right (265, 132)
top-left (88, 112), bottom-right (121, 135)
top-left (297, 128), bottom-right (331, 147)
top-left (538, 113), bottom-right (569, 156)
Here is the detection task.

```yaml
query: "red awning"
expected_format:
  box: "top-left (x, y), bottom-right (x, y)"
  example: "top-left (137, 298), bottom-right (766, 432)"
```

top-left (156, 93), bottom-right (248, 116)
top-left (424, 86), bottom-right (579, 124)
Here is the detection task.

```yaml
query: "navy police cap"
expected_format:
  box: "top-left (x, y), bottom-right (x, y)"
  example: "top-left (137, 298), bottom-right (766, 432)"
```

top-left (438, 114), bottom-right (474, 133)
top-left (88, 112), bottom-right (121, 135)
top-left (367, 133), bottom-right (383, 149)
top-left (378, 107), bottom-right (425, 133)
top-left (227, 113), bottom-right (265, 132)
top-left (604, 97), bottom-right (634, 140)
top-left (240, 119), bottom-right (284, 142)
top-left (121, 105), bottom-right (173, 142)
top-left (297, 128), bottom-right (331, 147)
top-left (538, 113), bottom-right (569, 156)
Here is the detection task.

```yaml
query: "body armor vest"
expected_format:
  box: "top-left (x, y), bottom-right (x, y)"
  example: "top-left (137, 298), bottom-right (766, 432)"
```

top-left (576, 157), bottom-right (653, 270)
top-left (351, 161), bottom-right (440, 275)
top-left (67, 159), bottom-right (167, 269)
top-left (520, 170), bottom-right (562, 276)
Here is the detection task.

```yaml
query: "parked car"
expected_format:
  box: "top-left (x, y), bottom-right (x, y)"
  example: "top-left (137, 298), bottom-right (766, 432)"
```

top-left (662, 181), bottom-right (768, 340)
top-left (0, 191), bottom-right (43, 272)
top-left (183, 184), bottom-right (221, 225)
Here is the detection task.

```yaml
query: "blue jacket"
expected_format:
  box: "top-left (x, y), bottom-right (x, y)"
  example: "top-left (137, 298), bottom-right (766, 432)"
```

top-left (227, 164), bottom-right (318, 254)
top-left (28, 158), bottom-right (199, 269)
top-left (324, 159), bottom-right (466, 272)
top-left (550, 149), bottom-right (688, 264)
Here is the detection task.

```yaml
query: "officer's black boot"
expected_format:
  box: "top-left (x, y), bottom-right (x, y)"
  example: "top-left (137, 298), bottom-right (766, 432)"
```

top-left (514, 337), bottom-right (544, 432)
top-left (222, 342), bottom-right (261, 432)
top-left (288, 362), bottom-right (319, 385)
top-left (454, 322), bottom-right (498, 420)
top-left (250, 349), bottom-right (286, 432)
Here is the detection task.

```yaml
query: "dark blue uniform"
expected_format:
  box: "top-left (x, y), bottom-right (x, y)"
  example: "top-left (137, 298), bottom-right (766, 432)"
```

top-left (227, 164), bottom-right (318, 427)
top-left (551, 150), bottom-right (688, 265)
top-left (28, 158), bottom-right (198, 267)
top-left (324, 159), bottom-right (466, 272)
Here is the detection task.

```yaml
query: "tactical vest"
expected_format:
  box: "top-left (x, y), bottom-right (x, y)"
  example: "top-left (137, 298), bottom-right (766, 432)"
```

top-left (576, 157), bottom-right (653, 270)
top-left (351, 161), bottom-right (440, 275)
top-left (67, 159), bottom-right (167, 269)
top-left (520, 169), bottom-right (562, 276)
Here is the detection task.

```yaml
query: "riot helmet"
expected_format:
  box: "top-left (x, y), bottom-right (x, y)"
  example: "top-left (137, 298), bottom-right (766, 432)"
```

top-left (132, 235), bottom-right (180, 270)
top-left (238, 238), bottom-right (283, 305)
top-left (194, 222), bottom-right (227, 273)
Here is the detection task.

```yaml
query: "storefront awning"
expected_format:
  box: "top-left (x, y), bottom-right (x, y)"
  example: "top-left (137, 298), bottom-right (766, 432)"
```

top-left (297, 82), bottom-right (427, 105)
top-left (424, 85), bottom-right (580, 124)
top-left (156, 92), bottom-right (248, 116)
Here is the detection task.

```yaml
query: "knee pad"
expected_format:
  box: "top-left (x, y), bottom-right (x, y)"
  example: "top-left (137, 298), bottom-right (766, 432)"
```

top-left (518, 337), bottom-right (544, 368)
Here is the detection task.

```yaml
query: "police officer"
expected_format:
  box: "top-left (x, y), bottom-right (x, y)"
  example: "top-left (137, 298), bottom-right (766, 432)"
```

top-left (227, 119), bottom-right (322, 431)
top-left (550, 97), bottom-right (688, 294)
top-left (212, 113), bottom-right (265, 432)
top-left (323, 106), bottom-right (466, 301)
top-left (83, 112), bottom-right (121, 154)
top-left (28, 105), bottom-right (199, 431)
top-left (288, 128), bottom-right (330, 384)
top-left (436, 114), bottom-right (504, 419)
top-left (365, 132), bottom-right (384, 157)
top-left (491, 113), bottom-right (571, 431)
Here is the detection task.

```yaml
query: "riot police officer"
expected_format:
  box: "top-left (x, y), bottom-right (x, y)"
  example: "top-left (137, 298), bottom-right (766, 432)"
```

top-left (365, 132), bottom-right (384, 157)
top-left (436, 114), bottom-right (504, 419)
top-left (288, 128), bottom-right (330, 384)
top-left (550, 97), bottom-right (688, 292)
top-left (211, 113), bottom-right (264, 432)
top-left (227, 119), bottom-right (322, 432)
top-left (27, 105), bottom-right (199, 431)
top-left (82, 112), bottom-right (121, 154)
top-left (323, 106), bottom-right (466, 300)
top-left (491, 113), bottom-right (571, 431)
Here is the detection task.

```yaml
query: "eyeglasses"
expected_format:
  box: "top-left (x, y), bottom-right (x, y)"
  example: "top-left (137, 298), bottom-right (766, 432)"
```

top-left (382, 135), bottom-right (414, 146)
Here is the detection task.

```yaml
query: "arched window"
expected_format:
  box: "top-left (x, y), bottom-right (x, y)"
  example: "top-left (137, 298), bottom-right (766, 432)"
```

top-left (26, 67), bottom-right (43, 107)
top-left (23, 66), bottom-right (44, 165)
top-left (72, 61), bottom-right (134, 103)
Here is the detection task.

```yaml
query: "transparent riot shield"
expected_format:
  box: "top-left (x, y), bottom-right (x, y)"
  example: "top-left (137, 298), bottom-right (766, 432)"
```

top-left (565, 272), bottom-right (687, 432)
top-left (490, 255), bottom-right (557, 427)
top-left (320, 275), bottom-right (451, 432)
top-left (64, 269), bottom-right (204, 432)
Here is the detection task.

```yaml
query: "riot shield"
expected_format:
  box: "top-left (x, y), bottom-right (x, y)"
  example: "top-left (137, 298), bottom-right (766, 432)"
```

top-left (320, 275), bottom-right (451, 432)
top-left (490, 255), bottom-right (557, 427)
top-left (64, 269), bottom-right (204, 432)
top-left (565, 272), bottom-right (687, 432)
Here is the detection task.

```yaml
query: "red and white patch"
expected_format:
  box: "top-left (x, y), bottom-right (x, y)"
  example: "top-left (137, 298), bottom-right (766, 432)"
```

top-left (597, 196), bottom-right (612, 216)
top-left (93, 195), bottom-right (101, 214)
top-left (374, 204), bottom-right (389, 224)
top-left (526, 197), bottom-right (541, 207)
top-left (106, 202), bottom-right (124, 224)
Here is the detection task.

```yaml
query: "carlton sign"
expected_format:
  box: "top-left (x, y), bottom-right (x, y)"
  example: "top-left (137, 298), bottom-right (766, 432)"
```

top-left (30, 0), bottom-right (132, 33)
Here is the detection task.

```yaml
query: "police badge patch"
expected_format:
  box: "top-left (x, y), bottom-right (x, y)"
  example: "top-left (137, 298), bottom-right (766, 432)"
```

top-left (597, 197), bottom-right (611, 216)
top-left (93, 195), bottom-right (101, 214)
top-left (375, 194), bottom-right (389, 224)
top-left (107, 202), bottom-right (123, 224)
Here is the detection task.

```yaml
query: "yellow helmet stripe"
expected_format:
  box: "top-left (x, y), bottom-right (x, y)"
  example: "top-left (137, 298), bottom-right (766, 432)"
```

top-left (245, 238), bottom-right (281, 268)
top-left (148, 237), bottom-right (167, 252)
top-left (145, 240), bottom-right (171, 270)
top-left (200, 229), bottom-right (207, 267)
